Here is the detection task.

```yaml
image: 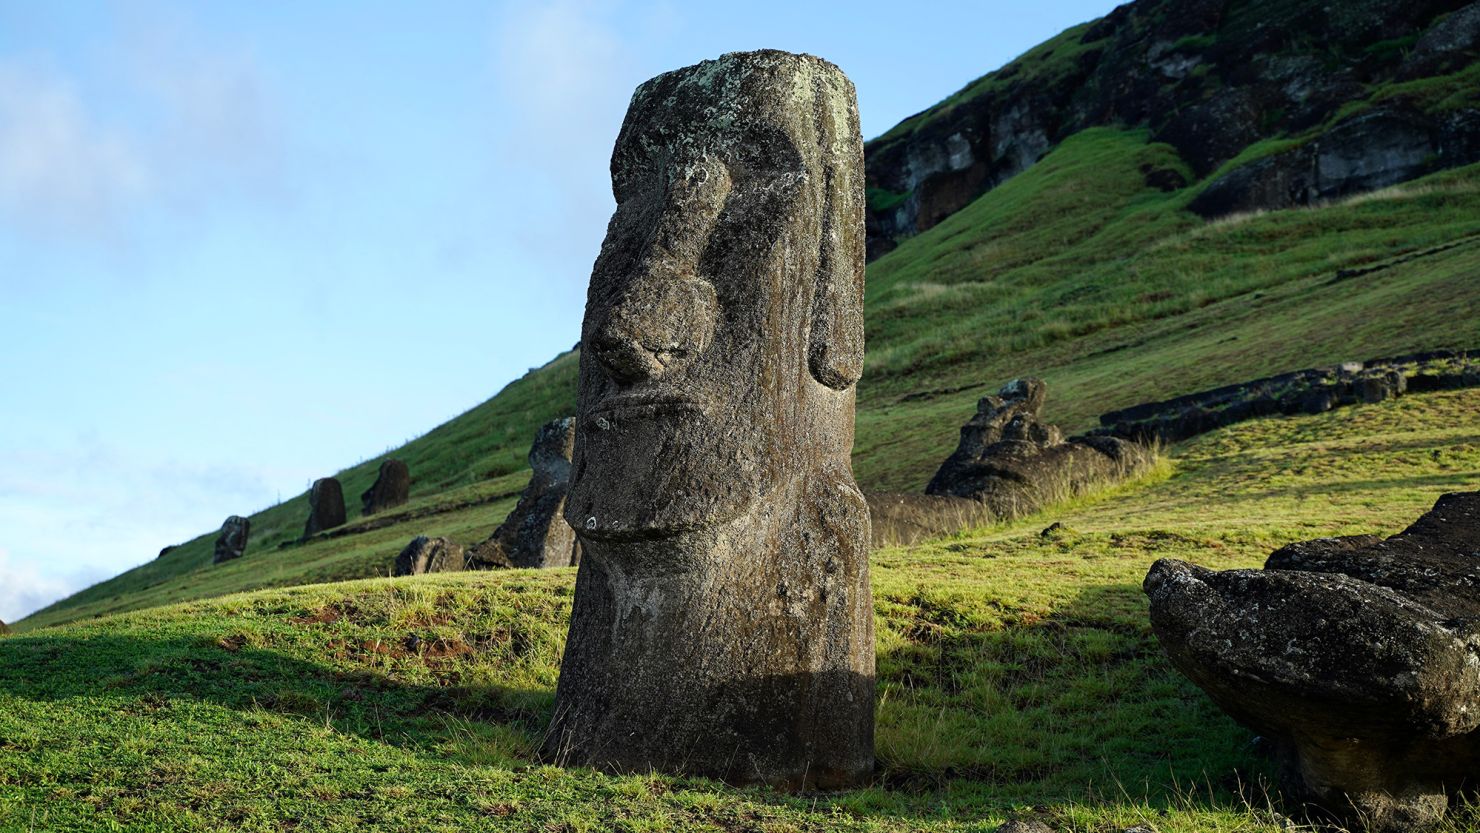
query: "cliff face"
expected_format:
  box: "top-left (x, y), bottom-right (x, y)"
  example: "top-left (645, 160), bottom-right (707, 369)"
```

top-left (865, 0), bottom-right (1480, 259)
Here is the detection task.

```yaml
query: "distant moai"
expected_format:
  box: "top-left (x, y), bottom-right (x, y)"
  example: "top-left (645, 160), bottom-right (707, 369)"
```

top-left (486, 417), bottom-right (579, 568)
top-left (361, 459), bottom-right (410, 515)
top-left (542, 50), bottom-right (873, 789)
top-left (301, 477), bottom-right (347, 539)
top-left (213, 515), bottom-right (250, 564)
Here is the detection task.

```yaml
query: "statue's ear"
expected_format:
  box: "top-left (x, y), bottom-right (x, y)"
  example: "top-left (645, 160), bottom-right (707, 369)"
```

top-left (807, 73), bottom-right (866, 391)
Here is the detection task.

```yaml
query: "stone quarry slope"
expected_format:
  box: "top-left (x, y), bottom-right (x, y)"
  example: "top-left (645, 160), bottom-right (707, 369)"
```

top-left (19, 32), bottom-right (1480, 632)
top-left (864, 0), bottom-right (1480, 257)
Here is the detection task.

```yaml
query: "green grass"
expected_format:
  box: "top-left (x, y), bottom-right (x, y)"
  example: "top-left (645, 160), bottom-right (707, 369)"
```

top-left (5, 389), bottom-right (1478, 832)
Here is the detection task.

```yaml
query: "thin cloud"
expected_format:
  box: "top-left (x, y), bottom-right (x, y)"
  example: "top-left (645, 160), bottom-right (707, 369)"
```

top-left (0, 62), bottom-right (150, 233)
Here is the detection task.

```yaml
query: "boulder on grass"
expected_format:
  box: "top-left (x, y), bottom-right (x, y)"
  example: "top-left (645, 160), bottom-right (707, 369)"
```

top-left (213, 515), bottom-right (250, 564)
top-left (361, 459), bottom-right (410, 515)
top-left (1144, 492), bottom-right (1480, 831)
top-left (392, 536), bottom-right (466, 577)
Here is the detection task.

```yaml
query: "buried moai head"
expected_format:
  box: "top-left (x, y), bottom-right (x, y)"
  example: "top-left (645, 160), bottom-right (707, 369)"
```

top-left (566, 48), bottom-right (867, 542)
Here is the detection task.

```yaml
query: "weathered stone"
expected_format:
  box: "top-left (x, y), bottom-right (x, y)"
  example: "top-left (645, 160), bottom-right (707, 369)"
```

top-left (1144, 493), bottom-right (1480, 831)
top-left (463, 538), bottom-right (515, 571)
top-left (391, 536), bottom-right (466, 576)
top-left (157, 545), bottom-right (177, 559)
top-left (994, 821), bottom-right (1056, 833)
top-left (361, 459), bottom-right (410, 515)
top-left (213, 515), bottom-right (250, 564)
top-left (302, 477), bottom-right (347, 539)
top-left (543, 50), bottom-right (874, 790)
top-left (926, 379), bottom-right (1152, 517)
top-left (483, 417), bottom-right (580, 568)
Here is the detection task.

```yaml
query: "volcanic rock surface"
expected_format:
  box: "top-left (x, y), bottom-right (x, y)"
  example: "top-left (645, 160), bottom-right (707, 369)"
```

top-left (361, 459), bottom-right (410, 516)
top-left (1144, 492), bottom-right (1480, 831)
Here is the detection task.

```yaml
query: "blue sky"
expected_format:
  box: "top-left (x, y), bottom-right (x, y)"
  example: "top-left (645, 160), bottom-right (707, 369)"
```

top-left (0, 0), bottom-right (1121, 622)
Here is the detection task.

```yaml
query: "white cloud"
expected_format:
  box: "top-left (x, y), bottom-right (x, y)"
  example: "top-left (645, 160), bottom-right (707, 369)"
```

top-left (0, 63), bottom-right (150, 233)
top-left (0, 439), bottom-right (290, 624)
top-left (493, 0), bottom-right (636, 250)
top-left (0, 19), bottom-right (282, 239)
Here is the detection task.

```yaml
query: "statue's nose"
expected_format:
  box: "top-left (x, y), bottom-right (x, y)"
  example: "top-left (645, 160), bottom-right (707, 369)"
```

top-left (590, 262), bottom-right (717, 386)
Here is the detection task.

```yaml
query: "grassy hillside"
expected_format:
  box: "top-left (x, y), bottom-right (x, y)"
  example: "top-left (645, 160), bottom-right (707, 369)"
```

top-left (21, 126), bottom-right (1480, 630)
top-left (5, 388), bottom-right (1478, 831)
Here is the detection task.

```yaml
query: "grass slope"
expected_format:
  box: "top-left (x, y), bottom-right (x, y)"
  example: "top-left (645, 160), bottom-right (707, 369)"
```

top-left (23, 135), bottom-right (1480, 630)
top-left (5, 389), bottom-right (1478, 832)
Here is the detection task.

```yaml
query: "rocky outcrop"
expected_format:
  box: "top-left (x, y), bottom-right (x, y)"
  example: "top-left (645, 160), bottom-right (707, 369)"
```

top-left (301, 477), bottom-right (347, 540)
top-left (926, 379), bottom-right (1153, 518)
top-left (480, 417), bottom-right (579, 569)
top-left (361, 459), bottom-right (410, 515)
top-left (1097, 349), bottom-right (1479, 444)
top-left (213, 515), bottom-right (250, 565)
top-left (391, 536), bottom-right (467, 577)
top-left (864, 0), bottom-right (1479, 255)
top-left (1188, 106), bottom-right (1480, 218)
top-left (545, 51), bottom-right (874, 790)
top-left (1144, 492), bottom-right (1480, 831)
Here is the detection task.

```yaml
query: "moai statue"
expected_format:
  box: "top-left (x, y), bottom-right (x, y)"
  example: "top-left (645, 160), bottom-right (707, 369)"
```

top-left (213, 515), bottom-right (250, 564)
top-left (488, 417), bottom-right (580, 568)
top-left (542, 50), bottom-right (873, 790)
top-left (361, 459), bottom-right (410, 515)
top-left (301, 477), bottom-right (347, 539)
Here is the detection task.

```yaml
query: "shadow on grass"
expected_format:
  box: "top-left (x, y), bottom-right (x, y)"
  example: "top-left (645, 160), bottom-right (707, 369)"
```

top-left (0, 580), bottom-right (1272, 825)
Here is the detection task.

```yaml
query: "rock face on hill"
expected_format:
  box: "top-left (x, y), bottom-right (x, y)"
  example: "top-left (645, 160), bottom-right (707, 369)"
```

top-left (482, 417), bottom-right (579, 569)
top-left (361, 460), bottom-right (410, 515)
top-left (864, 0), bottom-right (1480, 257)
top-left (301, 477), bottom-right (347, 539)
top-left (545, 50), bottom-right (875, 790)
top-left (213, 516), bottom-right (250, 564)
top-left (1144, 492), bottom-right (1480, 831)
top-left (1096, 349), bottom-right (1480, 444)
top-left (927, 379), bottom-right (1153, 518)
top-left (392, 536), bottom-right (466, 576)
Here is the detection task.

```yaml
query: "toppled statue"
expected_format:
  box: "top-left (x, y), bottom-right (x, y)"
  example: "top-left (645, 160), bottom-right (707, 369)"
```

top-left (926, 378), bottom-right (1152, 518)
top-left (213, 515), bottom-right (250, 564)
top-left (480, 417), bottom-right (579, 568)
top-left (361, 459), bottom-right (410, 515)
top-left (301, 477), bottom-right (347, 539)
top-left (543, 50), bottom-right (874, 789)
top-left (1145, 492), bottom-right (1480, 832)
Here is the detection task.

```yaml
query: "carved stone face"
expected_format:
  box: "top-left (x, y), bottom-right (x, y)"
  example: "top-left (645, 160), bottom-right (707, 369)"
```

top-left (565, 52), bottom-right (865, 542)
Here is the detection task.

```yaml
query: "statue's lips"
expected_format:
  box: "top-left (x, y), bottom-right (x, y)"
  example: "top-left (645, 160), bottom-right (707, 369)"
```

top-left (587, 392), bottom-right (709, 425)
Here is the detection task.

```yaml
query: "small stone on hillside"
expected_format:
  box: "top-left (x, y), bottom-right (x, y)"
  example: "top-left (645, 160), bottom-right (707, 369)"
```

top-left (213, 515), bottom-right (250, 564)
top-left (157, 545), bottom-right (177, 559)
top-left (361, 459), bottom-right (410, 515)
top-left (392, 536), bottom-right (465, 576)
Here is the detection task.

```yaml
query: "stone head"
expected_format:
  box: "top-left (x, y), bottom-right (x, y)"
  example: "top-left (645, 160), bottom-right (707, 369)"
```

top-left (566, 51), bottom-right (866, 542)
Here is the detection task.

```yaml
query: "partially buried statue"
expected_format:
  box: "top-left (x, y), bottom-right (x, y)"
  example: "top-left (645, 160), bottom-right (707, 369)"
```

top-left (542, 50), bottom-right (873, 789)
